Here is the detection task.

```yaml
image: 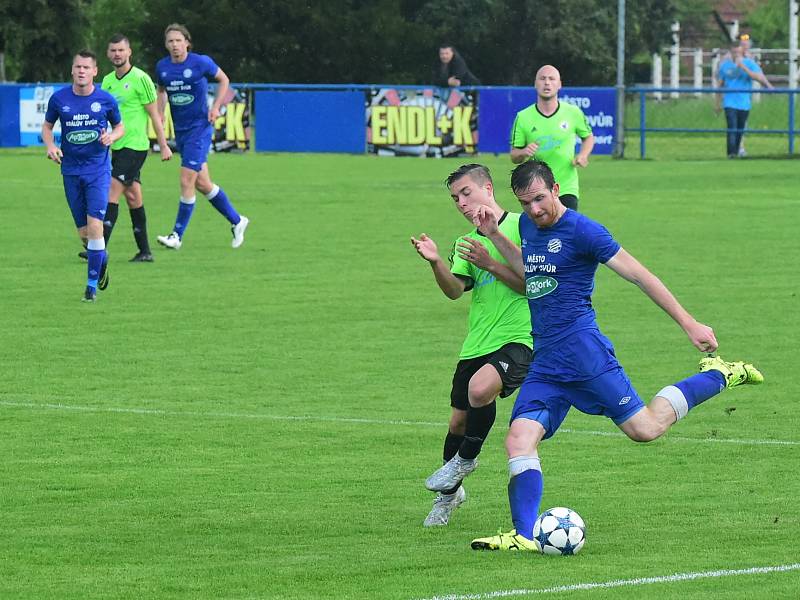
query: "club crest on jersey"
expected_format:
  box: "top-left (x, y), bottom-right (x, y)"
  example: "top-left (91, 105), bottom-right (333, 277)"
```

top-left (183, 68), bottom-right (192, 78)
top-left (560, 121), bottom-right (569, 130)
top-left (525, 275), bottom-right (558, 299)
top-left (90, 102), bottom-right (101, 112)
top-left (547, 238), bottom-right (562, 253)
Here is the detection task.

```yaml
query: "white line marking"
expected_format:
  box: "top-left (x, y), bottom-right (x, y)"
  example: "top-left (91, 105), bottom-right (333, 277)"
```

top-left (415, 563), bottom-right (800, 600)
top-left (0, 400), bottom-right (797, 447)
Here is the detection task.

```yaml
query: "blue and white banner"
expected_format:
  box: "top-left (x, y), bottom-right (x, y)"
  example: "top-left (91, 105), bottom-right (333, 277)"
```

top-left (19, 85), bottom-right (67, 145)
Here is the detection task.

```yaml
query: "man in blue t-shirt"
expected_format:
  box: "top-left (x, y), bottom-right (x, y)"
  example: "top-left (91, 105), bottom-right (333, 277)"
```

top-left (456, 160), bottom-right (764, 551)
top-left (154, 23), bottom-right (249, 251)
top-left (42, 50), bottom-right (125, 302)
top-left (716, 44), bottom-right (773, 158)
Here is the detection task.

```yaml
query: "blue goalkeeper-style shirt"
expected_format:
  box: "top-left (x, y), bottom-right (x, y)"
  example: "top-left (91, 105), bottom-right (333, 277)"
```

top-left (718, 56), bottom-right (762, 111)
top-left (44, 86), bottom-right (121, 176)
top-left (155, 52), bottom-right (219, 132)
top-left (520, 209), bottom-right (621, 380)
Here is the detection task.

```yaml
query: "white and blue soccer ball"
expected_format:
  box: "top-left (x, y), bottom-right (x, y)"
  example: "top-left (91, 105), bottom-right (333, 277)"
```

top-left (532, 507), bottom-right (586, 555)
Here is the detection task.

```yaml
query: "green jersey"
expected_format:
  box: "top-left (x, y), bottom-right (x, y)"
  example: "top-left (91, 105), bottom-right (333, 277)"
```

top-left (101, 66), bottom-right (157, 151)
top-left (450, 212), bottom-right (532, 359)
top-left (510, 101), bottom-right (592, 198)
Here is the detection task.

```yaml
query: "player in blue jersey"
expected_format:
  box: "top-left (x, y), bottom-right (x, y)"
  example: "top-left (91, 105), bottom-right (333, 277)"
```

top-left (154, 23), bottom-right (249, 250)
top-left (42, 50), bottom-right (125, 302)
top-left (456, 160), bottom-right (764, 551)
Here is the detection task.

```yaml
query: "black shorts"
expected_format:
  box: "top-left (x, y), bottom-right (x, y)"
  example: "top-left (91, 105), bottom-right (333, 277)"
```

top-left (559, 194), bottom-right (579, 210)
top-left (111, 148), bottom-right (149, 186)
top-left (450, 342), bottom-right (533, 410)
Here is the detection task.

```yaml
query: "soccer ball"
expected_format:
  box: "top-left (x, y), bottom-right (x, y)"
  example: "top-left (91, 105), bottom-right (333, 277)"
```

top-left (532, 507), bottom-right (586, 555)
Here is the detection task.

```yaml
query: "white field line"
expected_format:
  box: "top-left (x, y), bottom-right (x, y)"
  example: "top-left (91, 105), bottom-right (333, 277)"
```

top-left (415, 563), bottom-right (800, 600)
top-left (0, 400), bottom-right (797, 447)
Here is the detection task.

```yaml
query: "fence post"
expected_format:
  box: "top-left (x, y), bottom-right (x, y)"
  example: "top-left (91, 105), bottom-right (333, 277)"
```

top-left (652, 53), bottom-right (663, 101)
top-left (790, 91), bottom-right (796, 154)
top-left (670, 22), bottom-right (680, 98)
top-left (639, 90), bottom-right (646, 159)
top-left (693, 48), bottom-right (703, 97)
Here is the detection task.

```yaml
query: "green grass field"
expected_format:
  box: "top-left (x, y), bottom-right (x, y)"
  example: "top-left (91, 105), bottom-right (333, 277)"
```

top-left (1, 149), bottom-right (798, 599)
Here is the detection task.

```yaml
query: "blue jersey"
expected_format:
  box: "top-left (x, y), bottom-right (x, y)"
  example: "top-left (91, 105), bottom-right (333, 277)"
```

top-left (44, 86), bottom-right (121, 176)
top-left (718, 57), bottom-right (762, 110)
top-left (520, 209), bottom-right (621, 380)
top-left (155, 52), bottom-right (219, 132)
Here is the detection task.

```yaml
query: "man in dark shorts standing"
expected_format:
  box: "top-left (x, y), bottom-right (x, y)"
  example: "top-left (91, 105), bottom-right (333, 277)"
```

top-left (98, 33), bottom-right (172, 262)
top-left (411, 164), bottom-right (533, 527)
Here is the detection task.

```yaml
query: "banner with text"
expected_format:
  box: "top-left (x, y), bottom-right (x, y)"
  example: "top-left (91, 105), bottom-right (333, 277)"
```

top-left (18, 84), bottom-right (250, 152)
top-left (367, 88), bottom-right (478, 157)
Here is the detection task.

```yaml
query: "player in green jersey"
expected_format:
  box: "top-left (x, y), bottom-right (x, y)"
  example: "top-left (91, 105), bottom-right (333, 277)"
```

top-left (510, 65), bottom-right (594, 211)
top-left (98, 34), bottom-right (172, 262)
top-left (411, 164), bottom-right (533, 527)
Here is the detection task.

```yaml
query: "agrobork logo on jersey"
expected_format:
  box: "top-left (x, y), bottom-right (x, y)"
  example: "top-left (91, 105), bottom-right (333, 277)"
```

top-left (526, 275), bottom-right (558, 299)
top-left (66, 130), bottom-right (99, 144)
top-left (171, 93), bottom-right (194, 106)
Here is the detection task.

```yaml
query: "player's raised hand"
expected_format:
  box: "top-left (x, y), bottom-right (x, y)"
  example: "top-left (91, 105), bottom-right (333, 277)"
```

top-left (457, 236), bottom-right (492, 269)
top-left (46, 145), bottom-right (63, 164)
top-left (411, 234), bottom-right (440, 262)
top-left (685, 321), bottom-right (718, 353)
top-left (472, 205), bottom-right (498, 234)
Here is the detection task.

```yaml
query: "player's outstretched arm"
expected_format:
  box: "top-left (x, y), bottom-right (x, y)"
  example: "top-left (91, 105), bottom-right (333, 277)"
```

top-left (604, 248), bottom-right (718, 353)
top-left (411, 234), bottom-right (466, 300)
top-left (456, 236), bottom-right (525, 294)
top-left (472, 206), bottom-right (524, 279)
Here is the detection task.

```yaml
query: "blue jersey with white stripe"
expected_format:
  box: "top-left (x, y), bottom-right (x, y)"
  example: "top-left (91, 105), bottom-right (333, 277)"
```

top-left (44, 86), bottom-right (121, 176)
top-left (155, 52), bottom-right (219, 132)
top-left (520, 209), bottom-right (621, 379)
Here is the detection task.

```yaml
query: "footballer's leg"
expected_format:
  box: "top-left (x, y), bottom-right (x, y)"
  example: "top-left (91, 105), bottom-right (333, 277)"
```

top-left (125, 182), bottom-right (153, 261)
top-left (195, 163), bottom-right (249, 248)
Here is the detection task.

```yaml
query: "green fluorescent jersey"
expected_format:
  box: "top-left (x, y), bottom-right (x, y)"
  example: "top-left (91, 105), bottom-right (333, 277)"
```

top-left (101, 66), bottom-right (157, 151)
top-left (450, 212), bottom-right (532, 359)
top-left (510, 101), bottom-right (592, 198)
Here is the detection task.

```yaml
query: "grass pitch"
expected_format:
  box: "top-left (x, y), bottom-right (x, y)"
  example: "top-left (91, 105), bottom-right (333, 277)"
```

top-left (1, 149), bottom-right (798, 599)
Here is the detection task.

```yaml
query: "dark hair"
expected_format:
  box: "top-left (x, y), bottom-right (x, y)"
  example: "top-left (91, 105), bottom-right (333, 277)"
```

top-left (439, 43), bottom-right (455, 51)
top-left (108, 33), bottom-right (130, 46)
top-left (74, 49), bottom-right (97, 63)
top-left (165, 23), bottom-right (192, 49)
top-left (445, 164), bottom-right (493, 188)
top-left (511, 160), bottom-right (556, 194)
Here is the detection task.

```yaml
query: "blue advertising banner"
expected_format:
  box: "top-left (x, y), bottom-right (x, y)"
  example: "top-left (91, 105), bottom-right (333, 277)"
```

top-left (477, 87), bottom-right (615, 155)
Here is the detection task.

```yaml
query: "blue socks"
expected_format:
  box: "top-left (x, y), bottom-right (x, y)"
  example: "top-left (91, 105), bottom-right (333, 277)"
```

top-left (206, 184), bottom-right (240, 225)
top-left (86, 238), bottom-right (106, 291)
top-left (658, 370), bottom-right (726, 421)
top-left (173, 197), bottom-right (196, 238)
top-left (508, 456), bottom-right (543, 540)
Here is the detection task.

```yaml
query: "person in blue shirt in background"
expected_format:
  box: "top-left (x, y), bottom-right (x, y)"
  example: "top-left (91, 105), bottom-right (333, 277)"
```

top-left (715, 43), bottom-right (773, 158)
top-left (42, 49), bottom-right (125, 302)
top-left (155, 23), bottom-right (249, 251)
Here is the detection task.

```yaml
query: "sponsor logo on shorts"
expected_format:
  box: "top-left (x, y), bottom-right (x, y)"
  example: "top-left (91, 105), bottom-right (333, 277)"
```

top-left (65, 130), bottom-right (100, 144)
top-left (171, 93), bottom-right (194, 106)
top-left (547, 238), bottom-right (562, 253)
top-left (619, 396), bottom-right (631, 405)
top-left (90, 102), bottom-right (101, 112)
top-left (525, 276), bottom-right (558, 299)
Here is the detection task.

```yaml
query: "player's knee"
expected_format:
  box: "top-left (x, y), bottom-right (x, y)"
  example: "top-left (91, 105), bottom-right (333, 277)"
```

top-left (623, 422), bottom-right (665, 443)
top-left (504, 429), bottom-right (535, 457)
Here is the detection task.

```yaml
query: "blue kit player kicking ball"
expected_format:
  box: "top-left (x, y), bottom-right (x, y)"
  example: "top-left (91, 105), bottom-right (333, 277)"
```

top-left (155, 23), bottom-right (249, 250)
top-left (461, 160), bottom-right (764, 551)
top-left (42, 50), bottom-right (125, 302)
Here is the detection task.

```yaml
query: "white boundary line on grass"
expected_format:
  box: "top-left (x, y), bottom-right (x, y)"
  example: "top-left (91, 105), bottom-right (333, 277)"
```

top-left (0, 400), bottom-right (797, 447)
top-left (415, 563), bottom-right (800, 600)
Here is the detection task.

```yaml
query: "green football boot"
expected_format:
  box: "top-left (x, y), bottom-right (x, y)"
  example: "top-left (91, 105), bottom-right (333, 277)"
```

top-left (699, 355), bottom-right (764, 389)
top-left (471, 529), bottom-right (537, 551)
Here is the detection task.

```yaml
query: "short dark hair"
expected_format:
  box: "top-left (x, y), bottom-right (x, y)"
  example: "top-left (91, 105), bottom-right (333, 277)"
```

top-left (74, 49), bottom-right (97, 63)
top-left (165, 23), bottom-right (192, 49)
top-left (445, 164), bottom-right (493, 189)
top-left (108, 33), bottom-right (130, 46)
top-left (511, 160), bottom-right (556, 195)
top-left (439, 43), bottom-right (455, 50)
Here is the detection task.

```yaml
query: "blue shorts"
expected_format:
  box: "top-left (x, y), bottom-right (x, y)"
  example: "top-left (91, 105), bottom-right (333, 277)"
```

top-left (176, 125), bottom-right (213, 171)
top-left (62, 171), bottom-right (110, 228)
top-left (511, 367), bottom-right (645, 439)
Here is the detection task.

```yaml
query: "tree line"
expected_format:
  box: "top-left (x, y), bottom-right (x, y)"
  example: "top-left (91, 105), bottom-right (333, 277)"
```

top-left (2, 0), bottom-right (778, 86)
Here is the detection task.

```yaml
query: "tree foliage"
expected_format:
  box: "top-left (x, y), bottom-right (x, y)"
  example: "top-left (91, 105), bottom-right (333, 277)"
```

top-left (4, 0), bottom-right (684, 85)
